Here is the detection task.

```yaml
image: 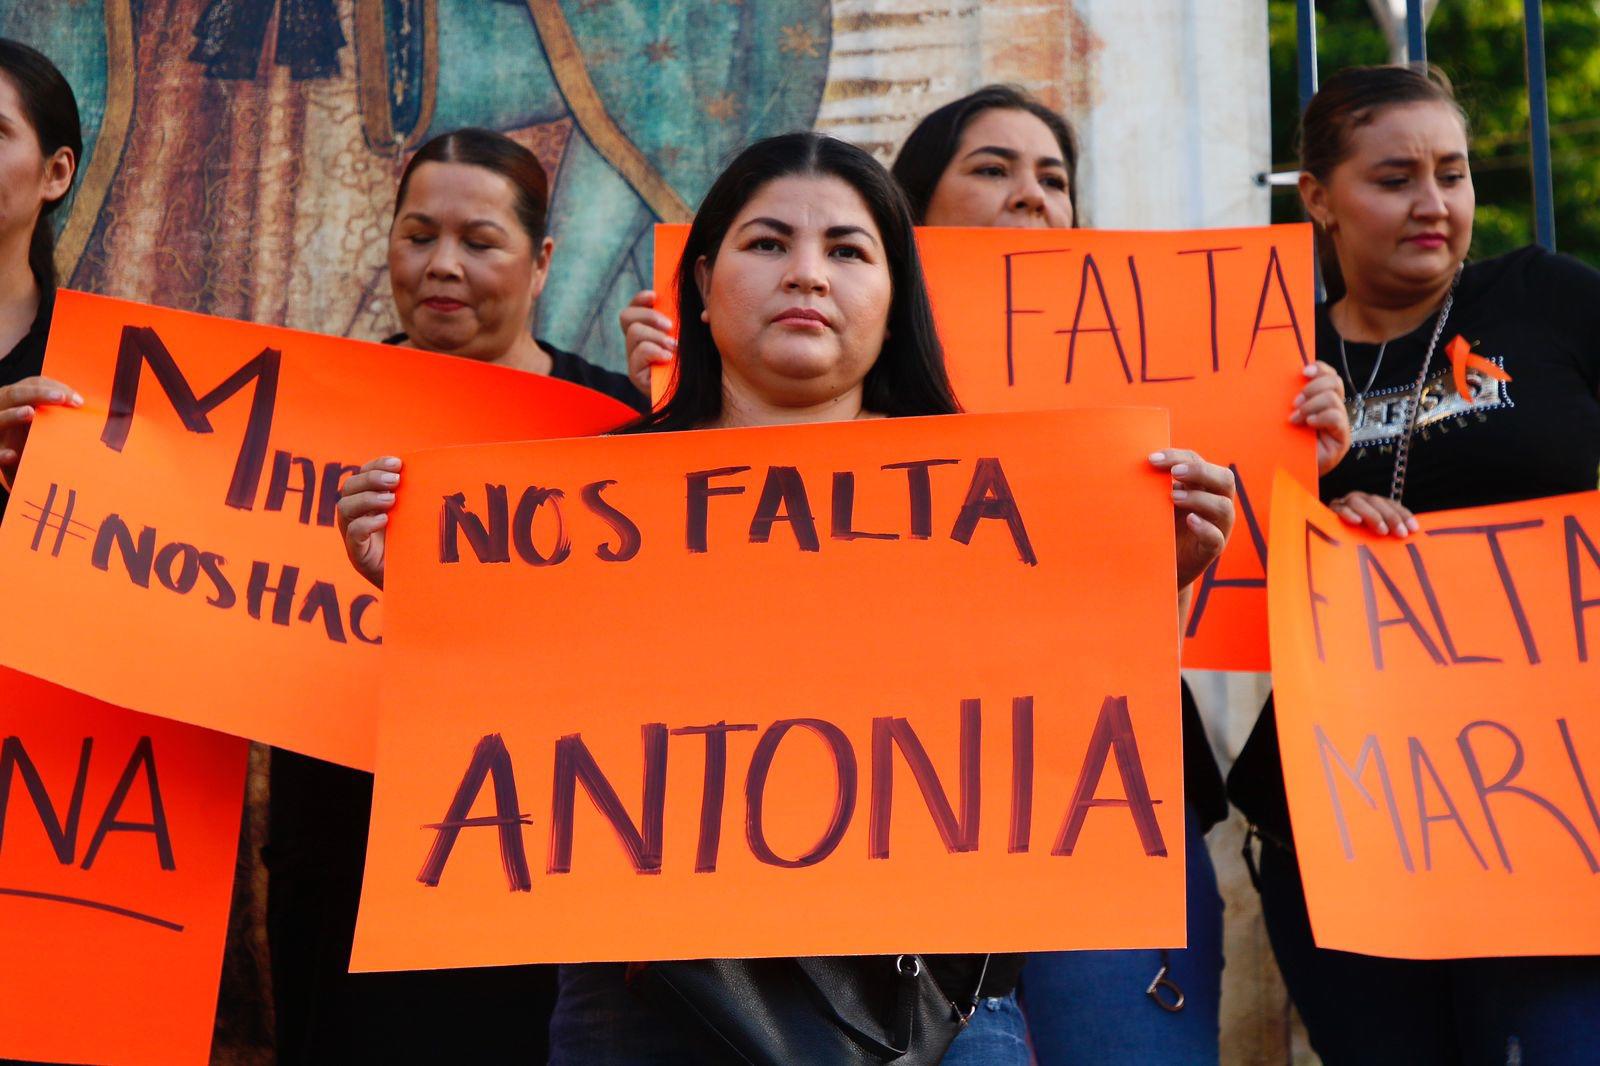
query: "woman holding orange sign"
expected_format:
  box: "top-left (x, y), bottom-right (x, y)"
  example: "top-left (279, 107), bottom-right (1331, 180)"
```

top-left (622, 85), bottom-right (1346, 1066)
top-left (889, 84), bottom-right (1225, 1066)
top-left (0, 40), bottom-right (84, 520)
top-left (1229, 65), bottom-right (1600, 1064)
top-left (267, 127), bottom-right (645, 1063)
top-left (341, 130), bottom-right (1237, 1063)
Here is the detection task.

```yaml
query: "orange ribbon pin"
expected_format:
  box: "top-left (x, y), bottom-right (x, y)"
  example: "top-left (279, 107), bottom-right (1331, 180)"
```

top-left (1444, 335), bottom-right (1511, 402)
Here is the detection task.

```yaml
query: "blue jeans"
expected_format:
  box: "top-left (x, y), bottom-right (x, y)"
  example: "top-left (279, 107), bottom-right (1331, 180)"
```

top-left (1020, 805), bottom-right (1224, 1065)
top-left (1258, 837), bottom-right (1600, 1065)
top-left (941, 992), bottom-right (1031, 1065)
top-left (548, 963), bottom-right (1029, 1064)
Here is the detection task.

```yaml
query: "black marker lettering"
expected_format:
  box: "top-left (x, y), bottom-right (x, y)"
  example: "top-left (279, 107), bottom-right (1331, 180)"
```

top-left (1055, 696), bottom-right (1166, 857)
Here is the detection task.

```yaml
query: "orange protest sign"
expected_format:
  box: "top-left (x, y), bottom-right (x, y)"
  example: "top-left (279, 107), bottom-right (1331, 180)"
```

top-left (0, 292), bottom-right (635, 767)
top-left (0, 668), bottom-right (248, 1066)
top-left (1268, 473), bottom-right (1600, 958)
top-left (653, 224), bottom-right (1317, 671)
top-left (351, 408), bottom-right (1183, 969)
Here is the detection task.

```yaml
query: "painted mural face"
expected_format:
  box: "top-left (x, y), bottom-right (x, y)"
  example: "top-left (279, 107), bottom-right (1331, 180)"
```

top-left (923, 108), bottom-right (1073, 229)
top-left (388, 161), bottom-right (552, 363)
top-left (1306, 101), bottom-right (1474, 303)
top-left (0, 74), bottom-right (72, 258)
top-left (697, 174), bottom-right (893, 413)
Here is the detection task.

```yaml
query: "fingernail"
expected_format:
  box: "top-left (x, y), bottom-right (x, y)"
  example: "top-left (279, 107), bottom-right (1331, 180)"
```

top-left (1293, 393), bottom-right (1305, 406)
top-left (378, 492), bottom-right (395, 502)
top-left (374, 512), bottom-right (389, 524)
top-left (380, 457), bottom-right (401, 471)
top-left (1406, 518), bottom-right (1420, 532)
top-left (665, 337), bottom-right (678, 349)
top-left (46, 391), bottom-right (65, 403)
top-left (71, 392), bottom-right (84, 405)
top-left (1149, 452), bottom-right (1166, 463)
top-left (1375, 521), bottom-right (1388, 534)
top-left (1303, 364), bottom-right (1320, 377)
top-left (1172, 488), bottom-right (1189, 501)
top-left (377, 472), bottom-right (399, 487)
top-left (1170, 463), bottom-right (1191, 477)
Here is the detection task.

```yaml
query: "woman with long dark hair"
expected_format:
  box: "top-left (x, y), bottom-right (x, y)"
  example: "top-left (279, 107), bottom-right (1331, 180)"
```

top-left (1229, 65), bottom-right (1600, 1064)
top-left (269, 126), bottom-right (644, 1063)
top-left (0, 38), bottom-right (83, 519)
top-left (346, 129), bottom-right (1236, 1064)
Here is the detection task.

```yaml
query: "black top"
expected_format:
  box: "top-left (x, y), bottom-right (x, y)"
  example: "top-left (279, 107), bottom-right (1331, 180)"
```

top-left (0, 287), bottom-right (55, 520)
top-left (383, 333), bottom-right (649, 415)
top-left (1229, 246), bottom-right (1600, 841)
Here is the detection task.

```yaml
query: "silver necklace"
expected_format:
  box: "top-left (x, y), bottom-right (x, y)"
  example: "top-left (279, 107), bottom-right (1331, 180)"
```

top-left (1387, 268), bottom-right (1462, 503)
top-left (1338, 335), bottom-right (1388, 411)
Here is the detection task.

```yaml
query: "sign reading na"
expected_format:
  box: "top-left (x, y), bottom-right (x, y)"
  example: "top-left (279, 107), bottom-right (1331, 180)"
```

top-left (0, 668), bottom-right (248, 1066)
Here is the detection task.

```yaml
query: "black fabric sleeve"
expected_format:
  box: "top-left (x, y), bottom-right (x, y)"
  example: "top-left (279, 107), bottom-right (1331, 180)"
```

top-left (1520, 246), bottom-right (1600, 393)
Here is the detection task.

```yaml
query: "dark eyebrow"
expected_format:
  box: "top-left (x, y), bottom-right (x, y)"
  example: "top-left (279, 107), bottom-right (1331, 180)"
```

top-left (736, 216), bottom-right (793, 236)
top-left (1373, 152), bottom-right (1467, 168)
top-left (735, 218), bottom-right (878, 246)
top-left (826, 224), bottom-right (878, 245)
top-left (962, 145), bottom-right (1067, 170)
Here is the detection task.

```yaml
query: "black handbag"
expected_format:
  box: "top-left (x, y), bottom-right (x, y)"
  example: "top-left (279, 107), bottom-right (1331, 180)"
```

top-left (631, 953), bottom-right (982, 1065)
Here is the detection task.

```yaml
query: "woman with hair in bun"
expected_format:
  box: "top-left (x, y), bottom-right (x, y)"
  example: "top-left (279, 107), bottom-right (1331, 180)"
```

top-left (269, 126), bottom-right (645, 1063)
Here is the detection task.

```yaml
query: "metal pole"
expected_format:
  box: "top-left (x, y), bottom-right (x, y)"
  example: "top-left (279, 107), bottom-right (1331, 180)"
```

top-left (1297, 0), bottom-right (1319, 114)
top-left (1524, 0), bottom-right (1557, 250)
top-left (1296, 0), bottom-right (1323, 300)
top-left (1405, 0), bottom-right (1427, 65)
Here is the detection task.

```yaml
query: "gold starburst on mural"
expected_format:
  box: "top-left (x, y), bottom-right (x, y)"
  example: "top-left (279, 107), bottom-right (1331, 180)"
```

top-left (643, 39), bottom-right (678, 64)
top-left (704, 92), bottom-right (740, 122)
top-left (778, 22), bottom-right (822, 59)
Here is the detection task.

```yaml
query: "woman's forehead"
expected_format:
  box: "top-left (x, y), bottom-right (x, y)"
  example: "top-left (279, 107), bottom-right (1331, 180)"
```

top-left (399, 161), bottom-right (521, 218)
top-left (957, 108), bottom-right (1063, 162)
top-left (1345, 101), bottom-right (1468, 161)
top-left (728, 174), bottom-right (880, 236)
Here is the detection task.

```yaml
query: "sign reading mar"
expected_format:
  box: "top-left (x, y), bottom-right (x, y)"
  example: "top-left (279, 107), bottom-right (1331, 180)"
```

top-left (0, 292), bottom-right (635, 768)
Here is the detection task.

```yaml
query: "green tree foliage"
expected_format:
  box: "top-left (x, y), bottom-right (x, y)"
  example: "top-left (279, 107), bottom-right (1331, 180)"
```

top-left (1269, 0), bottom-right (1600, 264)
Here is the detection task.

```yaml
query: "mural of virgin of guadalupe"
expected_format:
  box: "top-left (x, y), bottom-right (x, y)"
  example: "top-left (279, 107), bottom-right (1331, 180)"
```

top-left (10, 0), bottom-right (832, 369)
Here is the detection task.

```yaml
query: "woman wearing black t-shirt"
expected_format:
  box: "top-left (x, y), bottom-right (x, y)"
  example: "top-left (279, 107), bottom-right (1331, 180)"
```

top-left (0, 39), bottom-right (82, 521)
top-left (1229, 65), bottom-right (1600, 1064)
top-left (266, 127), bottom-right (645, 1064)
